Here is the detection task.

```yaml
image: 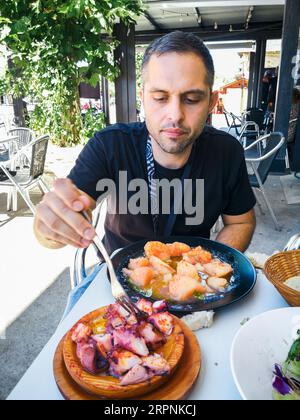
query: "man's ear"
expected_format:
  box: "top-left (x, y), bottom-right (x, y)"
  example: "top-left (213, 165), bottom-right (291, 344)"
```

top-left (209, 90), bottom-right (219, 114)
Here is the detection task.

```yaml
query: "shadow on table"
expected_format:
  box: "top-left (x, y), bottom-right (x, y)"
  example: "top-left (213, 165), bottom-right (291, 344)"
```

top-left (0, 267), bottom-right (70, 400)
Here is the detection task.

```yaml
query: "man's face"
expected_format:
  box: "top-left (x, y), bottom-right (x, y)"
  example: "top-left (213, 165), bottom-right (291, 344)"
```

top-left (141, 52), bottom-right (218, 155)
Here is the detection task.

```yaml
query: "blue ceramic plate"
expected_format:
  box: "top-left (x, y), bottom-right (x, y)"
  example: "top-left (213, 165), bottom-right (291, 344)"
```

top-left (111, 236), bottom-right (257, 314)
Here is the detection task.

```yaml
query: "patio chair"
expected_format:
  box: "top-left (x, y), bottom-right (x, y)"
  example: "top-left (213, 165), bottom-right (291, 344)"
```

top-left (223, 109), bottom-right (243, 137)
top-left (284, 234), bottom-right (300, 251)
top-left (0, 135), bottom-right (50, 213)
top-left (223, 109), bottom-right (262, 156)
top-left (70, 198), bottom-right (106, 289)
top-left (62, 197), bottom-right (108, 319)
top-left (7, 128), bottom-right (35, 169)
top-left (0, 121), bottom-right (6, 138)
top-left (238, 121), bottom-right (261, 153)
top-left (245, 132), bottom-right (286, 231)
top-left (0, 134), bottom-right (20, 170)
top-left (239, 108), bottom-right (269, 154)
top-left (245, 108), bottom-right (265, 133)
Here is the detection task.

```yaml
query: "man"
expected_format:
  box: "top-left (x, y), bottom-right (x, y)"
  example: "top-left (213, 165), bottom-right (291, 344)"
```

top-left (34, 31), bottom-right (256, 254)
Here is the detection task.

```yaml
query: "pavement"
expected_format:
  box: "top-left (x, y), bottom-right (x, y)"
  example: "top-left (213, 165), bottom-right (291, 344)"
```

top-left (0, 143), bottom-right (84, 400)
top-left (0, 141), bottom-right (300, 400)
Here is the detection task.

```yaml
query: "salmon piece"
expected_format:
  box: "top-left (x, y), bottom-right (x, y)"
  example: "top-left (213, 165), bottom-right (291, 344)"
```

top-left (177, 260), bottom-right (200, 280)
top-left (203, 259), bottom-right (233, 278)
top-left (195, 263), bottom-right (206, 273)
top-left (183, 246), bottom-right (213, 265)
top-left (167, 242), bottom-right (191, 257)
top-left (149, 256), bottom-right (175, 275)
top-left (169, 275), bottom-right (207, 301)
top-left (123, 267), bottom-right (154, 288)
top-left (128, 257), bottom-right (150, 270)
top-left (207, 277), bottom-right (228, 291)
top-left (145, 241), bottom-right (171, 260)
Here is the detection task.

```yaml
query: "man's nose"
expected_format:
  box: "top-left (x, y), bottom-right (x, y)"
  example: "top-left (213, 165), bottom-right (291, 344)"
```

top-left (166, 98), bottom-right (184, 124)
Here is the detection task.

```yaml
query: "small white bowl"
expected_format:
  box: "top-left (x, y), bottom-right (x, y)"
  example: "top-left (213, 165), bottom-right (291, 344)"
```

top-left (230, 307), bottom-right (300, 400)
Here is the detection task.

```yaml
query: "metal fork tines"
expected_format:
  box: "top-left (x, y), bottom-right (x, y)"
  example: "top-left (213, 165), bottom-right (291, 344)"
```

top-left (81, 211), bottom-right (147, 321)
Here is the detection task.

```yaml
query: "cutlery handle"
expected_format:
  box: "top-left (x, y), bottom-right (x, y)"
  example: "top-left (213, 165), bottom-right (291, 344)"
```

top-left (81, 210), bottom-right (122, 291)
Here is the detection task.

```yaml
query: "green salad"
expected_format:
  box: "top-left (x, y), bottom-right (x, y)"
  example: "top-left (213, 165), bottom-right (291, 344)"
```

top-left (272, 330), bottom-right (300, 400)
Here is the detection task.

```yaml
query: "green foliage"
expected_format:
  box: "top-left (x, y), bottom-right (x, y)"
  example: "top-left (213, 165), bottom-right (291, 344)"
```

top-left (0, 0), bottom-right (144, 146)
top-left (81, 107), bottom-right (106, 143)
top-left (136, 49), bottom-right (144, 112)
top-left (0, 75), bottom-right (10, 96)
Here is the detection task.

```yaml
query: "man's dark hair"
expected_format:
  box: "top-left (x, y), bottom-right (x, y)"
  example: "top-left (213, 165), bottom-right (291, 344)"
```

top-left (292, 87), bottom-right (300, 103)
top-left (142, 31), bottom-right (215, 89)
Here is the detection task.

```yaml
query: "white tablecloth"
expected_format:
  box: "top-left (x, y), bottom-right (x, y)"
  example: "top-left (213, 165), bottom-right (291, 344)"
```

top-left (8, 266), bottom-right (288, 400)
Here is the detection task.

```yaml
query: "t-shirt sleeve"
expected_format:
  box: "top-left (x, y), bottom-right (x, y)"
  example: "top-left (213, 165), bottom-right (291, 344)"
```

top-left (68, 132), bottom-right (110, 201)
top-left (222, 142), bottom-right (256, 216)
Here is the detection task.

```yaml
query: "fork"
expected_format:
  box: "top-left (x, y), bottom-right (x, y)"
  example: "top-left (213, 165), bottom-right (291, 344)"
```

top-left (81, 210), bottom-right (148, 322)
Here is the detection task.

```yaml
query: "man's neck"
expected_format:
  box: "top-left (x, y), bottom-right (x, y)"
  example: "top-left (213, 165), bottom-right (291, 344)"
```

top-left (151, 137), bottom-right (193, 170)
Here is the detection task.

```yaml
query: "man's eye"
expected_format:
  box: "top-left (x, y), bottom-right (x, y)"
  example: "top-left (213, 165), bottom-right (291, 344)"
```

top-left (154, 97), bottom-right (167, 102)
top-left (185, 98), bottom-right (200, 104)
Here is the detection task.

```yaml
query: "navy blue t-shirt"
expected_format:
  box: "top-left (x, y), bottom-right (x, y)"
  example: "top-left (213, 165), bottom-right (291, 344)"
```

top-left (68, 122), bottom-right (256, 254)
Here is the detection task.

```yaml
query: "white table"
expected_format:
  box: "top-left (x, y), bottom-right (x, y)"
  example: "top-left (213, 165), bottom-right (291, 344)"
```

top-left (8, 265), bottom-right (288, 400)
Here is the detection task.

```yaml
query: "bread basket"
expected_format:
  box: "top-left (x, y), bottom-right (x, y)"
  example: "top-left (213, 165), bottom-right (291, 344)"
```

top-left (264, 250), bottom-right (300, 306)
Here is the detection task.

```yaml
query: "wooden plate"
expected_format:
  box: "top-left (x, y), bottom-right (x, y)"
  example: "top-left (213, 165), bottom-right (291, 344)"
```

top-left (53, 316), bottom-right (201, 400)
top-left (63, 307), bottom-right (185, 399)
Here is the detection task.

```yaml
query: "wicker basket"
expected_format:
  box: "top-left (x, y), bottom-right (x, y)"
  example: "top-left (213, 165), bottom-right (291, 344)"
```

top-left (264, 250), bottom-right (300, 307)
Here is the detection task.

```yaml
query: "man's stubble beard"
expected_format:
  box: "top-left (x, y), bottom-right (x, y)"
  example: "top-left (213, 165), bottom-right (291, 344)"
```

top-left (153, 135), bottom-right (196, 155)
top-left (151, 121), bottom-right (207, 155)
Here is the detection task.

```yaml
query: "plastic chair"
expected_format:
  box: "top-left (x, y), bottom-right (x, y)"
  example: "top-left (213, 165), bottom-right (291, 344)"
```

top-left (0, 135), bottom-right (50, 213)
top-left (245, 132), bottom-right (286, 231)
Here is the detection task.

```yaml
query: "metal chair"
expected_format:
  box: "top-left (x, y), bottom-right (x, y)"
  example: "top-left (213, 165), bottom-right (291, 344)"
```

top-left (238, 120), bottom-right (261, 153)
top-left (7, 128), bottom-right (35, 169)
top-left (223, 109), bottom-right (243, 137)
top-left (240, 108), bottom-right (269, 155)
top-left (245, 132), bottom-right (286, 231)
top-left (284, 234), bottom-right (300, 251)
top-left (0, 135), bottom-right (50, 213)
top-left (245, 108), bottom-right (265, 132)
top-left (0, 135), bottom-right (19, 165)
top-left (223, 109), bottom-right (262, 155)
top-left (70, 197), bottom-right (107, 290)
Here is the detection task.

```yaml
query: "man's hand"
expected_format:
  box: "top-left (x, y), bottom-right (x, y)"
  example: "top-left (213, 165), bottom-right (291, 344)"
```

top-left (216, 209), bottom-right (256, 252)
top-left (34, 178), bottom-right (96, 249)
